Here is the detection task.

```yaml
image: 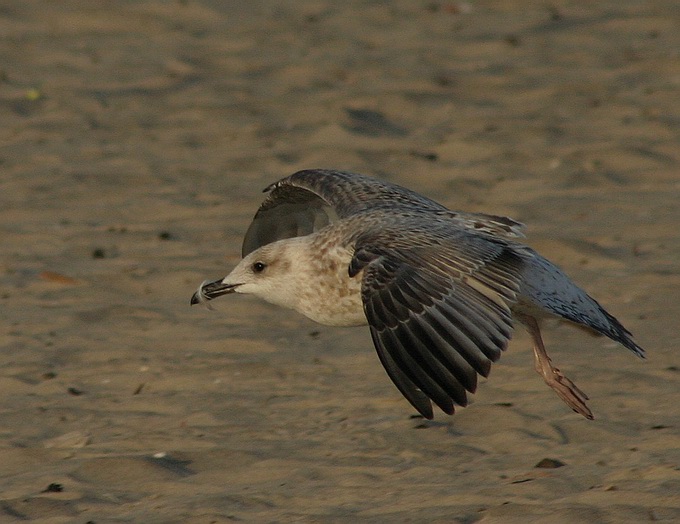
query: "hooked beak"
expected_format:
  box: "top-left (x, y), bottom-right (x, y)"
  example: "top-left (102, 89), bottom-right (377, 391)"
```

top-left (190, 278), bottom-right (242, 305)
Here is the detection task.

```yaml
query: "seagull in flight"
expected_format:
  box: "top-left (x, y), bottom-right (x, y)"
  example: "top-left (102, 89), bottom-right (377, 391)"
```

top-left (192, 169), bottom-right (645, 420)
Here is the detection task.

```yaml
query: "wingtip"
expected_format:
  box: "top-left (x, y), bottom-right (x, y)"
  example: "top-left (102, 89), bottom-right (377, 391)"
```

top-left (420, 407), bottom-right (435, 420)
top-left (414, 399), bottom-right (435, 420)
top-left (624, 338), bottom-right (645, 360)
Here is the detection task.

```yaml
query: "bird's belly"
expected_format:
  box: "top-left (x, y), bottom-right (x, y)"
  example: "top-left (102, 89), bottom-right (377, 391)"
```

top-left (299, 290), bottom-right (367, 327)
top-left (309, 308), bottom-right (367, 327)
top-left (294, 261), bottom-right (367, 327)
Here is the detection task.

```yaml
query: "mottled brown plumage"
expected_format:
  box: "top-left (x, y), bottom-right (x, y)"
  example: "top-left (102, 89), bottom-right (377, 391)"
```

top-left (192, 169), bottom-right (644, 420)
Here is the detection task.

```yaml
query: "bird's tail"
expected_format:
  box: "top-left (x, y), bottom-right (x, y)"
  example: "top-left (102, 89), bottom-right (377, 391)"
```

top-left (518, 249), bottom-right (645, 358)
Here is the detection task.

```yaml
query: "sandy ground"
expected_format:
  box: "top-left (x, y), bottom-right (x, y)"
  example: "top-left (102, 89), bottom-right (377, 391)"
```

top-left (1, 1), bottom-right (679, 522)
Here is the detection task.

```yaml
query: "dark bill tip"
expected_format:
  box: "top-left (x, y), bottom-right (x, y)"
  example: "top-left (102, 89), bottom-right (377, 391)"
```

top-left (190, 279), bottom-right (241, 305)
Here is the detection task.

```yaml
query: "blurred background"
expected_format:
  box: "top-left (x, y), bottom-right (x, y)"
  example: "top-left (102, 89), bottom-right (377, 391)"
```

top-left (1, 1), bottom-right (678, 522)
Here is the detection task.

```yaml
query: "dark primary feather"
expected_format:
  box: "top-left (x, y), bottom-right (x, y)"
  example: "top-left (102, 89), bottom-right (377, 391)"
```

top-left (352, 220), bottom-right (525, 418)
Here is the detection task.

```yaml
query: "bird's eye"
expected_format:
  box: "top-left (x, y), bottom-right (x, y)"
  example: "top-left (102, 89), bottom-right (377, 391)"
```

top-left (252, 261), bottom-right (267, 273)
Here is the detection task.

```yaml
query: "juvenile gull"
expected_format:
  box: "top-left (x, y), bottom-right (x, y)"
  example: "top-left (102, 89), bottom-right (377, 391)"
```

top-left (191, 169), bottom-right (644, 420)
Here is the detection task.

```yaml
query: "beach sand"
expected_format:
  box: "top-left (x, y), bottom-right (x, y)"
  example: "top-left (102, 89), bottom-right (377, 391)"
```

top-left (1, 1), bottom-right (679, 522)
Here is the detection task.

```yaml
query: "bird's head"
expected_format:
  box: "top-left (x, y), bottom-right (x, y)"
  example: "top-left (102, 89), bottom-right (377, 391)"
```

top-left (191, 238), bottom-right (309, 310)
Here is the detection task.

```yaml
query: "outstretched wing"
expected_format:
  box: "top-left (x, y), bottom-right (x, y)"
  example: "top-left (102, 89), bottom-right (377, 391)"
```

top-left (242, 169), bottom-right (446, 256)
top-left (244, 167), bottom-right (524, 253)
top-left (351, 227), bottom-right (525, 419)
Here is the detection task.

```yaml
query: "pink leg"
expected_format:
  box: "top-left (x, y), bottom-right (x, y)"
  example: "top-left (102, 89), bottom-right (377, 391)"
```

top-left (518, 314), bottom-right (593, 420)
